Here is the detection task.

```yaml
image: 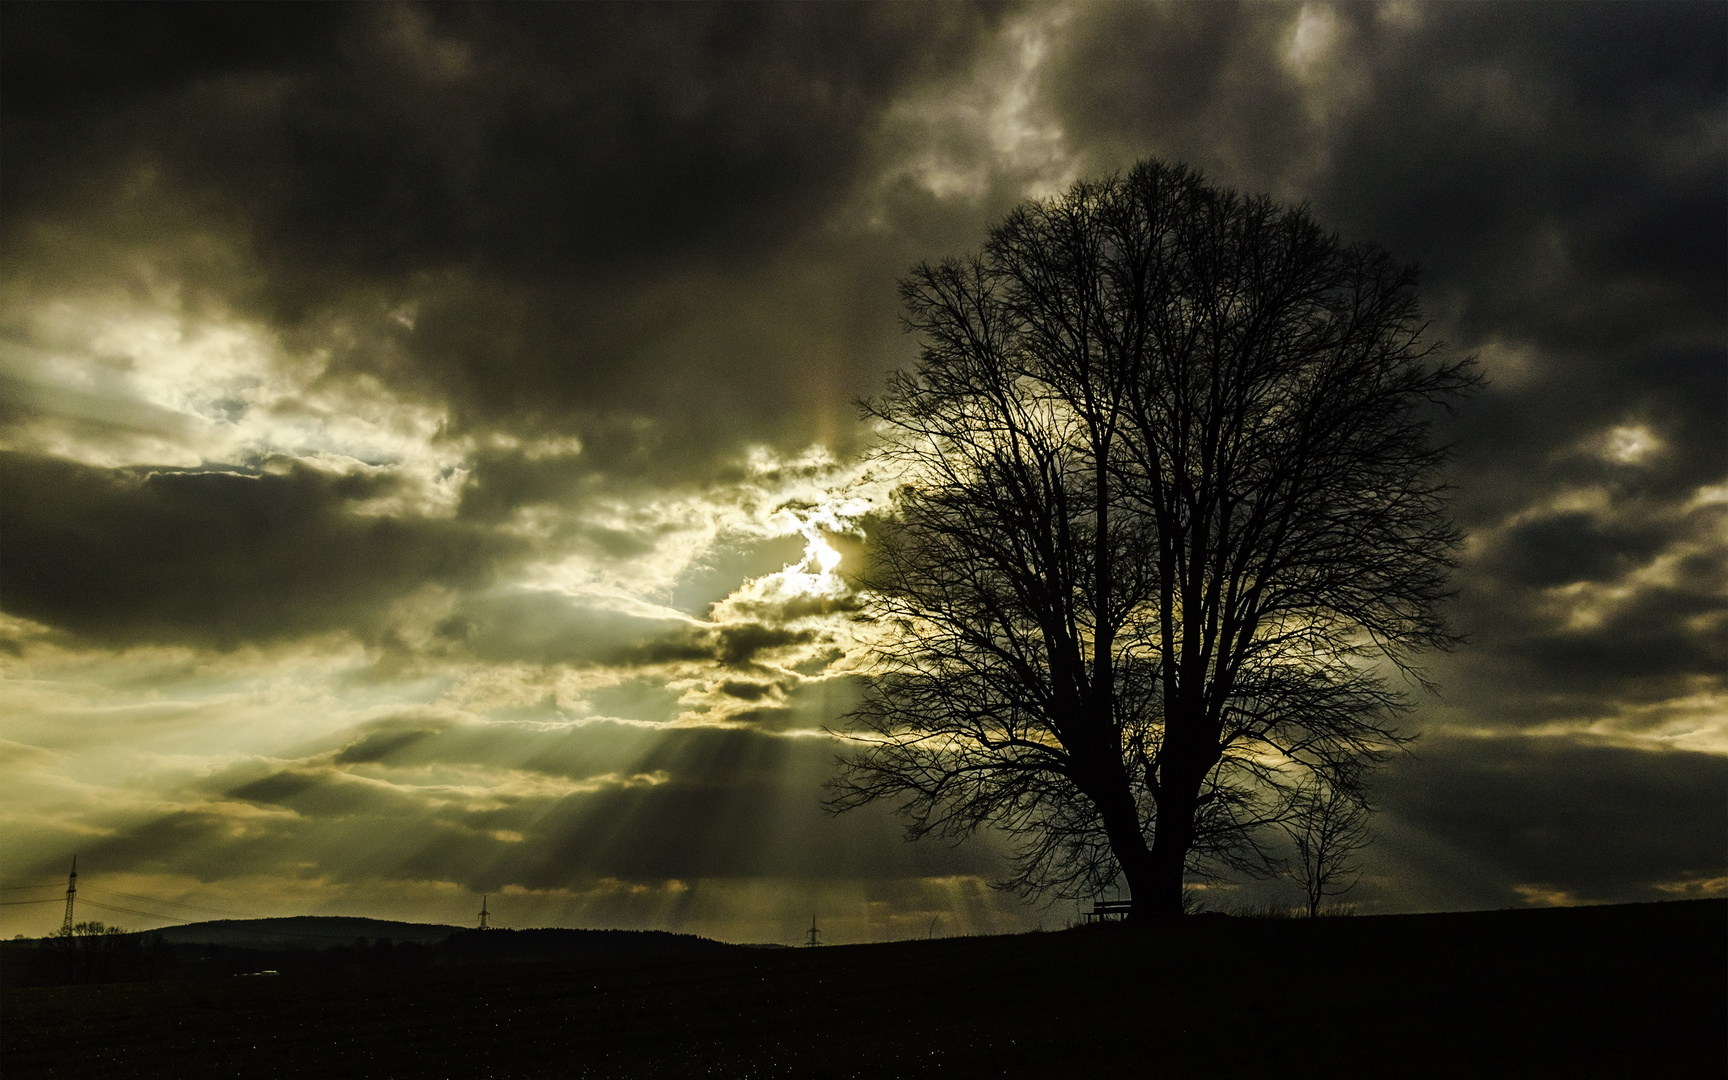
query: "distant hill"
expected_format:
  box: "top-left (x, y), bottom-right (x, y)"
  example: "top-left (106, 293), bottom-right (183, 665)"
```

top-left (2, 915), bottom-right (745, 987)
top-left (144, 917), bottom-right (739, 958)
top-left (150, 916), bottom-right (466, 949)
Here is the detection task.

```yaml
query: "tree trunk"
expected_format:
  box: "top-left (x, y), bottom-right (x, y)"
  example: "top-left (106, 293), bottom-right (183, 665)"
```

top-left (1137, 738), bottom-right (1212, 922)
top-left (1082, 739), bottom-right (1160, 924)
top-left (1089, 736), bottom-right (1206, 923)
top-left (1098, 801), bottom-right (1155, 920)
top-left (1138, 788), bottom-right (1195, 921)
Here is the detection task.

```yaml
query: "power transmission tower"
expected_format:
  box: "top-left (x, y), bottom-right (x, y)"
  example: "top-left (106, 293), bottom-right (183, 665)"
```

top-left (478, 895), bottom-right (490, 930)
top-left (61, 856), bottom-right (77, 932)
top-left (804, 915), bottom-right (821, 947)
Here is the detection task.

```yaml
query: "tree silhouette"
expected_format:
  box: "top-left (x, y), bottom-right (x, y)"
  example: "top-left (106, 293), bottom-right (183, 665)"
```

top-left (830, 160), bottom-right (1474, 921)
top-left (1286, 775), bottom-right (1372, 917)
top-left (48, 920), bottom-right (136, 982)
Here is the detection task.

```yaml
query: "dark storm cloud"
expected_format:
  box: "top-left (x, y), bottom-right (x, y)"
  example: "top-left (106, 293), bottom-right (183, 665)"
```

top-left (1375, 736), bottom-right (1727, 903)
top-left (1436, 471), bottom-right (1727, 731)
top-left (1043, 3), bottom-right (1315, 185)
top-left (0, 451), bottom-right (517, 648)
top-left (69, 808), bottom-right (308, 883)
top-left (1313, 4), bottom-right (1724, 348)
top-left (1489, 510), bottom-right (1673, 589)
top-left (453, 446), bottom-right (593, 525)
top-left (713, 624), bottom-right (817, 668)
top-left (0, 4), bottom-right (348, 114)
top-left (332, 716), bottom-right (453, 766)
top-left (1041, 1), bottom-right (1727, 739)
top-left (2, 3), bottom-right (991, 276)
top-left (1044, 3), bottom-right (1725, 375)
top-left (2, 2), bottom-right (1006, 468)
top-left (719, 680), bottom-right (775, 702)
top-left (426, 589), bottom-right (835, 673)
top-left (319, 712), bottom-right (673, 788)
top-left (229, 767), bottom-right (424, 820)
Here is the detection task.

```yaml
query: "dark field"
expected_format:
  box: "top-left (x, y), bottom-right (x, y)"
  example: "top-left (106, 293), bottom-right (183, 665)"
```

top-left (5, 901), bottom-right (1723, 1078)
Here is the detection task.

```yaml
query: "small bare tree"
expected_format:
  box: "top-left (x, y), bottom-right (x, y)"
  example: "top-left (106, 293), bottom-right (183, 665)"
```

top-left (1286, 777), bottom-right (1372, 917)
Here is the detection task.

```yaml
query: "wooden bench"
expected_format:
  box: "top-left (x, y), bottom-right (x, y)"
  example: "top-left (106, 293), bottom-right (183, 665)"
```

top-left (1084, 899), bottom-right (1133, 922)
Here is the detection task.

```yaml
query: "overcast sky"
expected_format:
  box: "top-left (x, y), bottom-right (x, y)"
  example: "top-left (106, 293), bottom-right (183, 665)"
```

top-left (2, 1), bottom-right (1722, 943)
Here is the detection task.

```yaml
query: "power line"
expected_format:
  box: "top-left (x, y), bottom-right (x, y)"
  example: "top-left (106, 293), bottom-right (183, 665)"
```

top-left (75, 898), bottom-right (304, 931)
top-left (80, 885), bottom-right (258, 920)
top-left (76, 898), bottom-right (187, 924)
top-left (4, 875), bottom-right (259, 920)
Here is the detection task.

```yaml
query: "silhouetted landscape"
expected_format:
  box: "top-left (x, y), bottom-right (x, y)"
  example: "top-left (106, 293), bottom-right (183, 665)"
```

top-left (2, 7), bottom-right (1723, 1080)
top-left (0, 916), bottom-right (742, 989)
top-left (5, 901), bottom-right (1722, 1078)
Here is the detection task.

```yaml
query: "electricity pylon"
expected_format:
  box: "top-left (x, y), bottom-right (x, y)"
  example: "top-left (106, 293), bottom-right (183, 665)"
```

top-left (61, 856), bottom-right (77, 932)
top-left (478, 895), bottom-right (490, 930)
top-left (804, 915), bottom-right (821, 947)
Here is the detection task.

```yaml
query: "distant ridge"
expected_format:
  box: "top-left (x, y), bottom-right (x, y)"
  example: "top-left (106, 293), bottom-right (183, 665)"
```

top-left (151, 916), bottom-right (466, 948)
top-left (40, 914), bottom-right (741, 957)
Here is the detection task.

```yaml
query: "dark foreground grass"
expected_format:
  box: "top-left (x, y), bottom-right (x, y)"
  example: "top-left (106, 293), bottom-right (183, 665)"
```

top-left (5, 900), bottom-right (1722, 1078)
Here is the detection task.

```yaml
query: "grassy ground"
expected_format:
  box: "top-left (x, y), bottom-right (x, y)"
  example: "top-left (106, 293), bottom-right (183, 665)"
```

top-left (4, 900), bottom-right (1722, 1078)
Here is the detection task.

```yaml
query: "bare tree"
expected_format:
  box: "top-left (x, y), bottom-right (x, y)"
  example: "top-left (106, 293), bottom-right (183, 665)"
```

top-left (829, 160), bottom-right (1475, 921)
top-left (48, 920), bottom-right (134, 982)
top-left (1286, 776), bottom-right (1372, 917)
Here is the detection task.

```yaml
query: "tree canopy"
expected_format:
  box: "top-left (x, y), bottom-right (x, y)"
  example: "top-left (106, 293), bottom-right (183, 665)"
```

top-left (831, 160), bottom-right (1476, 920)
